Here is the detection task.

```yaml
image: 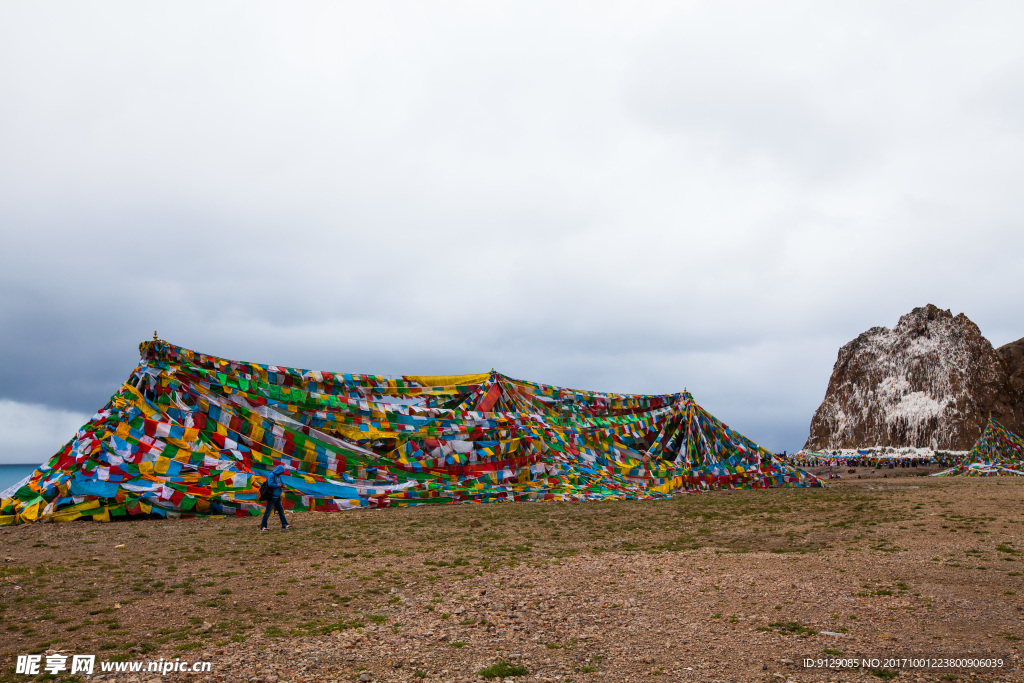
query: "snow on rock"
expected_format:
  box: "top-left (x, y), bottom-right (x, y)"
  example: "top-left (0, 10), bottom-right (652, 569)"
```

top-left (805, 304), bottom-right (1023, 451)
top-left (798, 445), bottom-right (968, 459)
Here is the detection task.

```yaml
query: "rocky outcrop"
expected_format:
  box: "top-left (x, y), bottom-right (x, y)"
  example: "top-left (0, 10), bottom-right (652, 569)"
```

top-left (805, 305), bottom-right (1024, 450)
top-left (995, 337), bottom-right (1024, 432)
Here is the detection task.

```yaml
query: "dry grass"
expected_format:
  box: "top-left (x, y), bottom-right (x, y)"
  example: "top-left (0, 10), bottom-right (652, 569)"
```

top-left (2, 475), bottom-right (1024, 681)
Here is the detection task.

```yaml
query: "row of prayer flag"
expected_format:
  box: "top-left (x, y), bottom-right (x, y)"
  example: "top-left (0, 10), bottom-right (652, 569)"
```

top-left (0, 340), bottom-right (822, 525)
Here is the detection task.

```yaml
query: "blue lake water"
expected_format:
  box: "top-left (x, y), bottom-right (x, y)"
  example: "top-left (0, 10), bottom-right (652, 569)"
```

top-left (0, 464), bottom-right (39, 493)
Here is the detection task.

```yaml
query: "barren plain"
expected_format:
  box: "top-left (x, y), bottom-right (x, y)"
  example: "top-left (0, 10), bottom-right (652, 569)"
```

top-left (3, 474), bottom-right (1024, 682)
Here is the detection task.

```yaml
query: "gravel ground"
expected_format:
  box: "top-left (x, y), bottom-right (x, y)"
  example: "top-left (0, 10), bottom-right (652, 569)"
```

top-left (3, 475), bottom-right (1024, 682)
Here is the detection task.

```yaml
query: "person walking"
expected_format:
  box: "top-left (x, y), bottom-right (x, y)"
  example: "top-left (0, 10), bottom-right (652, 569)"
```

top-left (260, 464), bottom-right (292, 531)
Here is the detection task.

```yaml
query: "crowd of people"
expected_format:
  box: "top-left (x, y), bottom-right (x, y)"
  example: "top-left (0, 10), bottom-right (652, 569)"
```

top-left (785, 452), bottom-right (964, 469)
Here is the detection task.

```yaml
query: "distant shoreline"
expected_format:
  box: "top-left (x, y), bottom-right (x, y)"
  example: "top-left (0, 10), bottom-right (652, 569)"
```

top-left (0, 464), bottom-right (41, 493)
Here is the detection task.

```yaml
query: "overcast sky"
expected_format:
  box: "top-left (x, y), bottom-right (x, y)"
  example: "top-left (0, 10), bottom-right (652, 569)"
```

top-left (1, 1), bottom-right (1023, 465)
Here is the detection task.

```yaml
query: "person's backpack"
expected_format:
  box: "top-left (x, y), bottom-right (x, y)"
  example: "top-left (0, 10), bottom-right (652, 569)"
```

top-left (258, 481), bottom-right (271, 501)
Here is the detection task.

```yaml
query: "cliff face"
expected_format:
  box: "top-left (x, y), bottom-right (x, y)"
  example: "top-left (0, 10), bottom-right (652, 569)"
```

top-left (995, 337), bottom-right (1024, 432)
top-left (805, 305), bottom-right (1024, 451)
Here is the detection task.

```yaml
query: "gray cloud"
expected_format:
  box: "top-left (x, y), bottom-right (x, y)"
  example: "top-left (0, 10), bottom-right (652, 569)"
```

top-left (1, 1), bottom-right (1023, 463)
top-left (0, 400), bottom-right (88, 464)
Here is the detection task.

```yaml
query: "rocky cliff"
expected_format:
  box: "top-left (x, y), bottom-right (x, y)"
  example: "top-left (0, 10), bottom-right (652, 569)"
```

top-left (805, 305), bottom-right (1024, 451)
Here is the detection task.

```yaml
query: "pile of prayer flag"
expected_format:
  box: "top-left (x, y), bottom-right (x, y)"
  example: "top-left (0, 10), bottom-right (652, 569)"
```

top-left (0, 340), bottom-right (822, 525)
top-left (934, 417), bottom-right (1024, 477)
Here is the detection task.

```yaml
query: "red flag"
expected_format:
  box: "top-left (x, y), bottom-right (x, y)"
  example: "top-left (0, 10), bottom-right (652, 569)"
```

top-left (476, 383), bottom-right (501, 412)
